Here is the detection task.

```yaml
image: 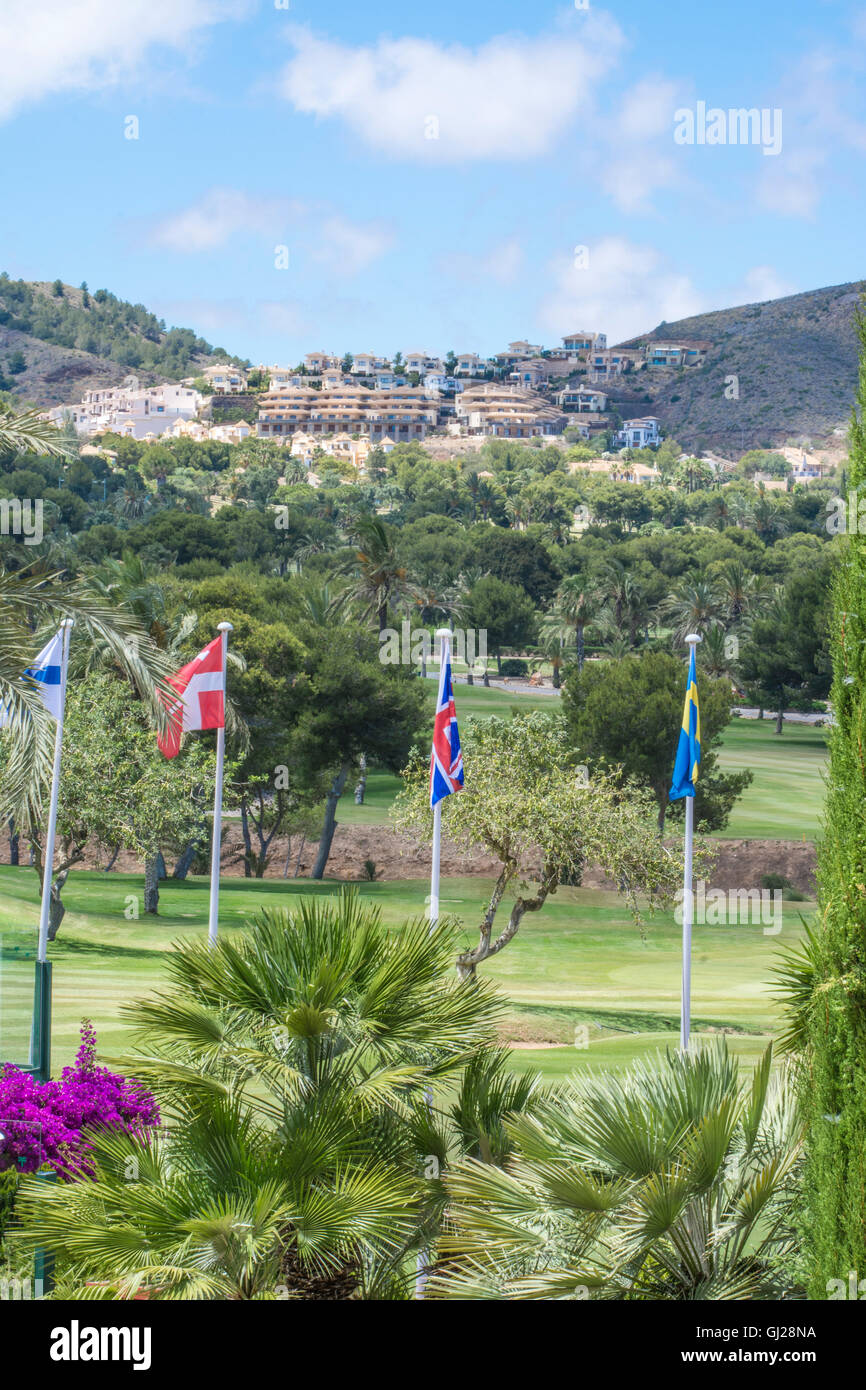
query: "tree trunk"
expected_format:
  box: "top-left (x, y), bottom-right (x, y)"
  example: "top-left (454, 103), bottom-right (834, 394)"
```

top-left (310, 763), bottom-right (350, 880)
top-left (102, 843), bottom-right (122, 873)
top-left (775, 706), bottom-right (784, 735)
top-left (552, 663), bottom-right (561, 690)
top-left (657, 802), bottom-right (666, 837)
top-left (577, 624), bottom-right (585, 673)
top-left (354, 753), bottom-right (368, 805)
top-left (156, 850), bottom-right (167, 880)
top-left (293, 834), bottom-right (306, 877)
top-left (240, 801), bottom-right (253, 878)
top-left (282, 837), bottom-right (293, 878)
top-left (482, 668), bottom-right (490, 687)
top-left (172, 837), bottom-right (200, 880)
top-left (8, 819), bottom-right (19, 866)
top-left (496, 651), bottom-right (502, 675)
top-left (467, 669), bottom-right (474, 685)
top-left (144, 855), bottom-right (160, 914)
top-left (46, 869), bottom-right (69, 942)
top-left (456, 864), bottom-right (557, 979)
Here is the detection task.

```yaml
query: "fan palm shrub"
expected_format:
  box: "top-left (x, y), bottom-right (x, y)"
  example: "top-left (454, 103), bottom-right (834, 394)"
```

top-left (428, 1041), bottom-right (804, 1301)
top-left (13, 892), bottom-right (511, 1299)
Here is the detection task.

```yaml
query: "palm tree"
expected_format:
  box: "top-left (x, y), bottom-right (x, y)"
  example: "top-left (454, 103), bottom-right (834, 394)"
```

top-left (700, 622), bottom-right (744, 692)
top-left (554, 575), bottom-right (604, 671)
top-left (660, 574), bottom-right (722, 642)
top-left (429, 1042), bottom-right (804, 1301)
top-left (750, 488), bottom-right (788, 541)
top-left (335, 515), bottom-right (416, 633)
top-left (712, 559), bottom-right (772, 628)
top-left (14, 894), bottom-right (505, 1299)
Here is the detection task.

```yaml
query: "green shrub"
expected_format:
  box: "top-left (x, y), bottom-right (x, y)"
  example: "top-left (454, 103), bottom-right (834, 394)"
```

top-left (500, 658), bottom-right (528, 677)
top-left (761, 872), bottom-right (790, 892)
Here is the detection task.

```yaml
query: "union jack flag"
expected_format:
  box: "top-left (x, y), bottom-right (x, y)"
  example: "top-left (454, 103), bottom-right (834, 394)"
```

top-left (430, 644), bottom-right (464, 808)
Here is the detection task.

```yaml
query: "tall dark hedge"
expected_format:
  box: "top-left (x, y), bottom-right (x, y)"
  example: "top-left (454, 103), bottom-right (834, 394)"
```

top-left (801, 309), bottom-right (866, 1293)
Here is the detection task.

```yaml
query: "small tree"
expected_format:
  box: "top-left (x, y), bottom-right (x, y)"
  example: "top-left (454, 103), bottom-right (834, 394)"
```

top-left (466, 576), bottom-right (537, 674)
top-left (562, 652), bottom-right (751, 835)
top-left (394, 712), bottom-right (685, 978)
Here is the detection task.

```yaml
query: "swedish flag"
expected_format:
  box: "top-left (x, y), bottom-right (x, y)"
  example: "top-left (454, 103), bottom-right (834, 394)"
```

top-left (670, 645), bottom-right (701, 800)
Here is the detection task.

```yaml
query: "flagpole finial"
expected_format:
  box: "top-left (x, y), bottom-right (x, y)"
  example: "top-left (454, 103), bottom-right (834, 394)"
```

top-left (60, 617), bottom-right (74, 629)
top-left (434, 627), bottom-right (452, 640)
top-left (217, 621), bottom-right (234, 632)
top-left (684, 632), bottom-right (701, 645)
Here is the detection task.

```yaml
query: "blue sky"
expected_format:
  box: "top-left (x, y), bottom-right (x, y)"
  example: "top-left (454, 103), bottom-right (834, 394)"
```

top-left (1, 0), bottom-right (865, 364)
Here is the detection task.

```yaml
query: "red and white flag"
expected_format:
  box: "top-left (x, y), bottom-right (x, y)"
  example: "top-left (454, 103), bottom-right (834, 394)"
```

top-left (158, 635), bottom-right (225, 759)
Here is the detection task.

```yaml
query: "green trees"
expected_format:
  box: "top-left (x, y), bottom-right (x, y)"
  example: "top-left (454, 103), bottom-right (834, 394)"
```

top-left (466, 575), bottom-right (537, 673)
top-left (295, 631), bottom-right (428, 879)
top-left (738, 564), bottom-right (832, 733)
top-left (776, 310), bottom-right (866, 1294)
top-left (337, 515), bottom-right (415, 633)
top-left (562, 651), bottom-right (751, 835)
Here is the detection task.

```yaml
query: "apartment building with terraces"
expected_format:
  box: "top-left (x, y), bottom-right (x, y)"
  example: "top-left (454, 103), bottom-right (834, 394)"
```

top-left (257, 381), bottom-right (439, 443)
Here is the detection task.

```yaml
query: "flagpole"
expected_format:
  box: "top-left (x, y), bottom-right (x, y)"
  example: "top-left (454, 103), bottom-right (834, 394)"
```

top-left (207, 621), bottom-right (232, 950)
top-left (680, 633), bottom-right (701, 1052)
top-left (416, 626), bottom-right (454, 1300)
top-left (36, 620), bottom-right (73, 965)
top-left (428, 628), bottom-right (451, 932)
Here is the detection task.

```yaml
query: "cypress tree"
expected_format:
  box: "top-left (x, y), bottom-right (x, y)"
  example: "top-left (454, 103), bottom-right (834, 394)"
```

top-left (798, 307), bottom-right (866, 1293)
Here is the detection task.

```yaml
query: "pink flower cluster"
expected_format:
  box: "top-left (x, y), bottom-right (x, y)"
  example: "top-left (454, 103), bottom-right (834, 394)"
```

top-left (0, 1021), bottom-right (159, 1175)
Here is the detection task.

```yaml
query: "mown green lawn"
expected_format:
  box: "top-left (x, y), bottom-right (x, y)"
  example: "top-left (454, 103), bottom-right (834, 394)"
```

top-left (715, 718), bottom-right (827, 840)
top-left (0, 868), bottom-right (808, 1078)
top-left (340, 694), bottom-right (829, 841)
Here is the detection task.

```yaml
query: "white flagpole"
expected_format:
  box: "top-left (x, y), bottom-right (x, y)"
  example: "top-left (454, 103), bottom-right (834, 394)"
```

top-left (37, 620), bottom-right (73, 965)
top-left (207, 621), bottom-right (232, 950)
top-left (679, 633), bottom-right (701, 1053)
top-left (416, 627), bottom-right (453, 1300)
top-left (429, 804), bottom-right (442, 930)
top-left (680, 795), bottom-right (694, 1052)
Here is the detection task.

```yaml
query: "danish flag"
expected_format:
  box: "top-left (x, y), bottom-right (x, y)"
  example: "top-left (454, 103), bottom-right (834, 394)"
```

top-left (157, 635), bottom-right (225, 759)
top-left (430, 644), bottom-right (464, 808)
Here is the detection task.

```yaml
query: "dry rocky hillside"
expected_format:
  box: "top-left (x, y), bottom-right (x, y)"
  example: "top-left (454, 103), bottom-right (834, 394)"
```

top-left (615, 280), bottom-right (866, 453)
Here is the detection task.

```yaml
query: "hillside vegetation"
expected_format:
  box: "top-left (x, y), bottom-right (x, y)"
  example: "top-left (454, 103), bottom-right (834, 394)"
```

top-left (0, 275), bottom-right (245, 407)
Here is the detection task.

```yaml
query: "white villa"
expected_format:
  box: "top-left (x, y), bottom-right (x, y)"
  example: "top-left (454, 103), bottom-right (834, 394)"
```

top-left (618, 417), bottom-right (661, 448)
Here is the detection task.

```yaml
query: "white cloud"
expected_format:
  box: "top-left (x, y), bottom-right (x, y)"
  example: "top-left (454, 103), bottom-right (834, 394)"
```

top-left (150, 189), bottom-right (303, 252)
top-left (311, 215), bottom-right (395, 276)
top-left (0, 0), bottom-right (246, 121)
top-left (538, 237), bottom-right (796, 343)
top-left (149, 189), bottom-right (394, 275)
top-left (727, 265), bottom-right (797, 306)
top-left (755, 42), bottom-right (866, 218)
top-left (538, 237), bottom-right (704, 345)
top-left (438, 237), bottom-right (524, 287)
top-left (599, 78), bottom-right (682, 213)
top-left (154, 296), bottom-right (310, 344)
top-left (277, 18), bottom-right (623, 162)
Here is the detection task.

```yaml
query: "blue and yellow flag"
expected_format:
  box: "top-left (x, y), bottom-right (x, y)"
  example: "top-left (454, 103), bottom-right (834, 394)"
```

top-left (670, 646), bottom-right (701, 800)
